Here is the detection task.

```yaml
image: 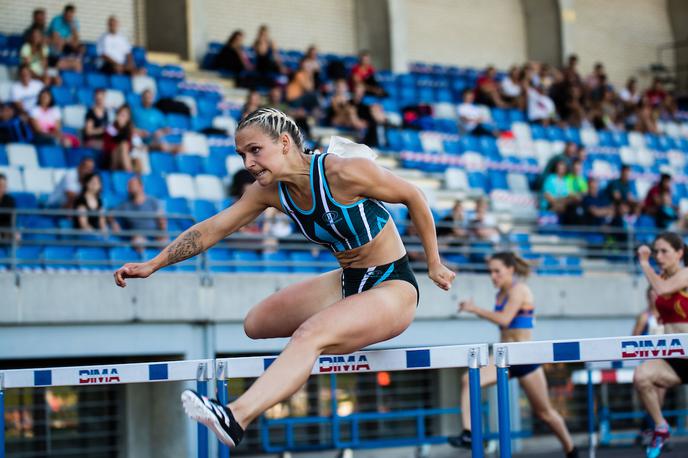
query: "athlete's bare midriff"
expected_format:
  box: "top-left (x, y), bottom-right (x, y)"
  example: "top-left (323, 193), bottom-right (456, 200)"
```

top-left (332, 219), bottom-right (407, 268)
top-left (500, 328), bottom-right (533, 343)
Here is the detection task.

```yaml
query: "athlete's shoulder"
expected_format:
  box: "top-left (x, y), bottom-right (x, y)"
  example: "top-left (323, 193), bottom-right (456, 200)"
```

top-left (243, 180), bottom-right (280, 207)
top-left (324, 154), bottom-right (380, 183)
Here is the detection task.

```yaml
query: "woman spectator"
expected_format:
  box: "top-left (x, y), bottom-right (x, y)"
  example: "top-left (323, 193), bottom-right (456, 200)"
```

top-left (103, 105), bottom-right (134, 171)
top-left (542, 160), bottom-right (573, 217)
top-left (302, 45), bottom-right (323, 90)
top-left (644, 78), bottom-right (667, 108)
top-left (253, 25), bottom-right (285, 76)
top-left (469, 198), bottom-right (499, 243)
top-left (20, 27), bottom-right (56, 85)
top-left (83, 88), bottom-right (108, 149)
top-left (635, 95), bottom-right (659, 134)
top-left (619, 78), bottom-right (641, 108)
top-left (30, 88), bottom-right (78, 147)
top-left (326, 80), bottom-right (366, 131)
top-left (285, 59), bottom-right (320, 113)
top-left (475, 66), bottom-right (507, 108)
top-left (350, 51), bottom-right (386, 97)
top-left (241, 90), bottom-right (262, 120)
top-left (499, 66), bottom-right (523, 109)
top-left (215, 30), bottom-right (254, 87)
top-left (73, 173), bottom-right (107, 233)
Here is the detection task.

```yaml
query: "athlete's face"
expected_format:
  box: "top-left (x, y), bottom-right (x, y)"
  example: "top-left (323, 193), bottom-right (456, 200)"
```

top-left (654, 238), bottom-right (683, 271)
top-left (235, 126), bottom-right (288, 186)
top-left (488, 259), bottom-right (513, 289)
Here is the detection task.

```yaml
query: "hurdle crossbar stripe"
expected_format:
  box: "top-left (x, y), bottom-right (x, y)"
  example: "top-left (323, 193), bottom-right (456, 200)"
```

top-left (216, 344), bottom-right (489, 379)
top-left (493, 333), bottom-right (688, 366)
top-left (0, 358), bottom-right (213, 389)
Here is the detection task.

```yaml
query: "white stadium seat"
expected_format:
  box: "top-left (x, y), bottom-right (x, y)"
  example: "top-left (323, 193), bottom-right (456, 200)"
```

top-left (62, 105), bottom-right (87, 130)
top-left (212, 116), bottom-right (237, 136)
top-left (0, 167), bottom-right (24, 192)
top-left (7, 143), bottom-right (39, 168)
top-left (166, 173), bottom-right (196, 200)
top-left (132, 75), bottom-right (157, 95)
top-left (444, 168), bottom-right (469, 191)
top-left (182, 132), bottom-right (209, 156)
top-left (195, 174), bottom-right (225, 201)
top-left (23, 168), bottom-right (55, 194)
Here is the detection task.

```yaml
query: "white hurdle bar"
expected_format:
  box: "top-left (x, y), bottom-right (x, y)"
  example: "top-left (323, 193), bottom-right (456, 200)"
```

top-left (492, 333), bottom-right (688, 458)
top-left (0, 359), bottom-right (214, 458)
top-left (215, 343), bottom-right (490, 458)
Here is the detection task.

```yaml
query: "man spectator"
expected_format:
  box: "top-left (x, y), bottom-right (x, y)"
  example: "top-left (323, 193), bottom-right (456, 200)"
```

top-left (437, 199), bottom-right (469, 239)
top-left (527, 84), bottom-right (557, 125)
top-left (542, 159), bottom-right (574, 217)
top-left (643, 173), bottom-right (674, 225)
top-left (10, 64), bottom-right (44, 114)
top-left (97, 16), bottom-right (136, 75)
top-left (644, 78), bottom-right (667, 108)
top-left (133, 89), bottom-right (179, 153)
top-left (475, 66), bottom-right (507, 108)
top-left (23, 8), bottom-right (47, 41)
top-left (457, 90), bottom-right (495, 137)
top-left (47, 157), bottom-right (95, 209)
top-left (0, 173), bottom-right (16, 240)
top-left (48, 4), bottom-right (81, 54)
top-left (110, 176), bottom-right (167, 248)
top-left (581, 177), bottom-right (613, 226)
top-left (604, 164), bottom-right (638, 210)
top-left (469, 197), bottom-right (499, 243)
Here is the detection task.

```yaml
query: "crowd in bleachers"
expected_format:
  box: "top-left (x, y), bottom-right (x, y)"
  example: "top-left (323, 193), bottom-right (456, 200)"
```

top-left (1, 7), bottom-right (688, 272)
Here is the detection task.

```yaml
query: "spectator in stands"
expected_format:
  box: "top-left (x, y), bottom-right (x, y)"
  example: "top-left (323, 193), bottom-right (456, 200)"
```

top-left (47, 156), bottom-right (95, 209)
top-left (584, 62), bottom-right (606, 96)
top-left (499, 66), bottom-right (523, 109)
top-left (73, 173), bottom-right (107, 233)
top-left (266, 85), bottom-right (310, 139)
top-left (563, 54), bottom-right (582, 85)
top-left (0, 173), bottom-right (16, 240)
top-left (253, 25), bottom-right (285, 77)
top-left (643, 173), bottom-right (675, 227)
top-left (644, 77), bottom-right (667, 107)
top-left (619, 77), bottom-right (641, 107)
top-left (20, 27), bottom-right (54, 85)
top-left (302, 45), bottom-right (323, 90)
top-left (47, 4), bottom-right (83, 72)
top-left (350, 50), bottom-right (386, 97)
top-left (540, 142), bottom-right (579, 184)
top-left (30, 88), bottom-right (78, 147)
top-left (469, 198), bottom-right (499, 243)
top-left (457, 90), bottom-right (495, 137)
top-left (133, 89), bottom-right (179, 154)
top-left (228, 169), bottom-right (261, 234)
top-left (542, 160), bottom-right (574, 217)
top-left (242, 90), bottom-right (262, 119)
top-left (23, 8), bottom-right (47, 41)
top-left (527, 84), bottom-right (556, 125)
top-left (589, 86), bottom-right (621, 131)
top-left (83, 88), bottom-right (109, 149)
top-left (604, 164), bottom-right (638, 211)
top-left (350, 82), bottom-right (386, 147)
top-left (215, 30), bottom-right (253, 85)
top-left (326, 80), bottom-right (366, 132)
top-left (97, 15), bottom-right (137, 75)
top-left (659, 94), bottom-right (679, 122)
top-left (475, 66), bottom-right (506, 108)
top-left (437, 199), bottom-right (468, 239)
top-left (580, 177), bottom-right (613, 226)
top-left (566, 158), bottom-right (588, 197)
top-left (110, 176), bottom-right (167, 248)
top-left (286, 58), bottom-right (320, 113)
top-left (10, 64), bottom-right (43, 114)
top-left (634, 95), bottom-right (659, 134)
top-left (104, 104), bottom-right (135, 171)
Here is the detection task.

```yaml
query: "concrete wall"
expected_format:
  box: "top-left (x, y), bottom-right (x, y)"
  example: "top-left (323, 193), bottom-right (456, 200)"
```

top-left (522, 0), bottom-right (561, 66)
top-left (572, 0), bottom-right (675, 87)
top-left (0, 0), bottom-right (138, 44)
top-left (405, 0), bottom-right (528, 69)
top-left (202, 0), bottom-right (357, 55)
top-left (667, 0), bottom-right (688, 91)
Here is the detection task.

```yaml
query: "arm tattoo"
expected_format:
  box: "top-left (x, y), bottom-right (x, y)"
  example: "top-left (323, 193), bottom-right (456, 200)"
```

top-left (167, 230), bottom-right (203, 264)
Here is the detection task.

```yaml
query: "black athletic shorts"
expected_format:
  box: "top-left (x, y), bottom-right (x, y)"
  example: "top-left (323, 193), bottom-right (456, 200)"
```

top-left (341, 254), bottom-right (419, 305)
top-left (666, 358), bottom-right (688, 384)
top-left (509, 364), bottom-right (541, 379)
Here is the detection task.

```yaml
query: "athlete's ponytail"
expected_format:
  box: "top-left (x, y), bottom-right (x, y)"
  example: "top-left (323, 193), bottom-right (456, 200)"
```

top-left (489, 251), bottom-right (531, 278)
top-left (654, 231), bottom-right (688, 266)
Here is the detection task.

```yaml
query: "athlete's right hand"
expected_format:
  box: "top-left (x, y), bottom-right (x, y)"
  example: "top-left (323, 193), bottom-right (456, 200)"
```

top-left (114, 262), bottom-right (155, 287)
top-left (637, 245), bottom-right (652, 263)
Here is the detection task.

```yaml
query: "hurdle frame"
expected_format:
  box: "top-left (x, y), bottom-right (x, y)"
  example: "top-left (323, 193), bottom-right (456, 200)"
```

top-left (215, 343), bottom-right (489, 457)
top-left (493, 333), bottom-right (688, 458)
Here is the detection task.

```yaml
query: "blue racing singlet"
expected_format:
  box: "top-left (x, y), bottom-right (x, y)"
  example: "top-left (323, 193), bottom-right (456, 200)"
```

top-left (494, 286), bottom-right (535, 329)
top-left (277, 153), bottom-right (391, 253)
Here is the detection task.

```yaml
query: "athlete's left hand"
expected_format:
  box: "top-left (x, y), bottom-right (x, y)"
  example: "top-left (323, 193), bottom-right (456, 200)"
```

top-left (429, 263), bottom-right (456, 290)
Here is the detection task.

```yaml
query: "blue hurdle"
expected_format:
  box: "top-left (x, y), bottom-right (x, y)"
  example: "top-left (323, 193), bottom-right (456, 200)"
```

top-left (215, 343), bottom-right (489, 457)
top-left (492, 333), bottom-right (688, 458)
top-left (0, 359), bottom-right (214, 458)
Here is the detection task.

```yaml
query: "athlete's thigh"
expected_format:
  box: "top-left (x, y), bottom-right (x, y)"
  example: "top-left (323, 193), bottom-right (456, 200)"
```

top-left (636, 359), bottom-right (682, 388)
top-left (518, 368), bottom-right (553, 412)
top-left (301, 279), bottom-right (418, 355)
top-left (479, 356), bottom-right (498, 387)
top-left (244, 269), bottom-right (343, 339)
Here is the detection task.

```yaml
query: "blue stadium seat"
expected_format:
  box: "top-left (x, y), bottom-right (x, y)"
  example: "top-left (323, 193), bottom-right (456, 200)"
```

top-left (289, 251), bottom-right (319, 273)
top-left (149, 151), bottom-right (177, 173)
top-left (37, 145), bottom-right (67, 168)
top-left (459, 136), bottom-right (479, 152)
top-left (529, 124), bottom-right (547, 140)
top-left (76, 87), bottom-right (94, 106)
top-left (165, 197), bottom-right (190, 215)
top-left (21, 216), bottom-right (58, 242)
top-left (112, 171), bottom-right (135, 196)
top-left (478, 136), bottom-right (500, 160)
top-left (207, 248), bottom-right (233, 272)
top-left (61, 71), bottom-right (84, 88)
top-left (597, 130), bottom-right (614, 147)
top-left (110, 74), bottom-right (132, 93)
top-left (126, 92), bottom-right (142, 109)
top-left (132, 46), bottom-right (147, 66)
top-left (443, 140), bottom-right (461, 155)
top-left (204, 154), bottom-right (228, 176)
top-left (0, 145), bottom-right (7, 165)
top-left (0, 246), bottom-right (7, 269)
top-left (386, 130), bottom-right (403, 151)
top-left (401, 130), bottom-right (422, 152)
top-left (16, 246), bottom-right (43, 269)
top-left (85, 72), bottom-right (110, 89)
top-left (76, 247), bottom-right (110, 270)
top-left (508, 110), bottom-right (525, 123)
top-left (141, 174), bottom-right (169, 199)
top-left (317, 250), bottom-right (338, 272)
top-left (233, 250), bottom-right (263, 272)
top-left (564, 127), bottom-right (581, 145)
top-left (109, 246), bottom-right (142, 265)
top-left (43, 245), bottom-right (77, 270)
top-left (12, 192), bottom-right (38, 209)
top-left (563, 257), bottom-right (583, 276)
top-left (546, 126), bottom-right (565, 142)
top-left (192, 116), bottom-right (213, 131)
top-left (467, 172), bottom-right (487, 191)
top-left (167, 113), bottom-right (191, 130)
top-left (51, 86), bottom-right (74, 106)
top-left (491, 108), bottom-right (509, 131)
top-left (385, 204), bottom-right (408, 235)
top-left (263, 250), bottom-right (291, 273)
top-left (197, 97), bottom-right (220, 118)
top-left (176, 155), bottom-right (203, 175)
top-left (610, 131), bottom-right (629, 147)
top-left (192, 199), bottom-right (217, 222)
top-left (487, 170), bottom-right (508, 191)
top-left (157, 78), bottom-right (179, 98)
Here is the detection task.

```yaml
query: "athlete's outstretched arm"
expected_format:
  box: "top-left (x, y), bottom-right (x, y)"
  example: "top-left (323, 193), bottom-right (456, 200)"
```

top-left (459, 286), bottom-right (526, 327)
top-left (338, 158), bottom-right (456, 290)
top-left (638, 245), bottom-right (688, 296)
top-left (114, 183), bottom-right (269, 287)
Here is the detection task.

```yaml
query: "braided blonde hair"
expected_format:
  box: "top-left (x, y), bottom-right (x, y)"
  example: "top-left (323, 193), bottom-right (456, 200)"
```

top-left (237, 108), bottom-right (306, 151)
